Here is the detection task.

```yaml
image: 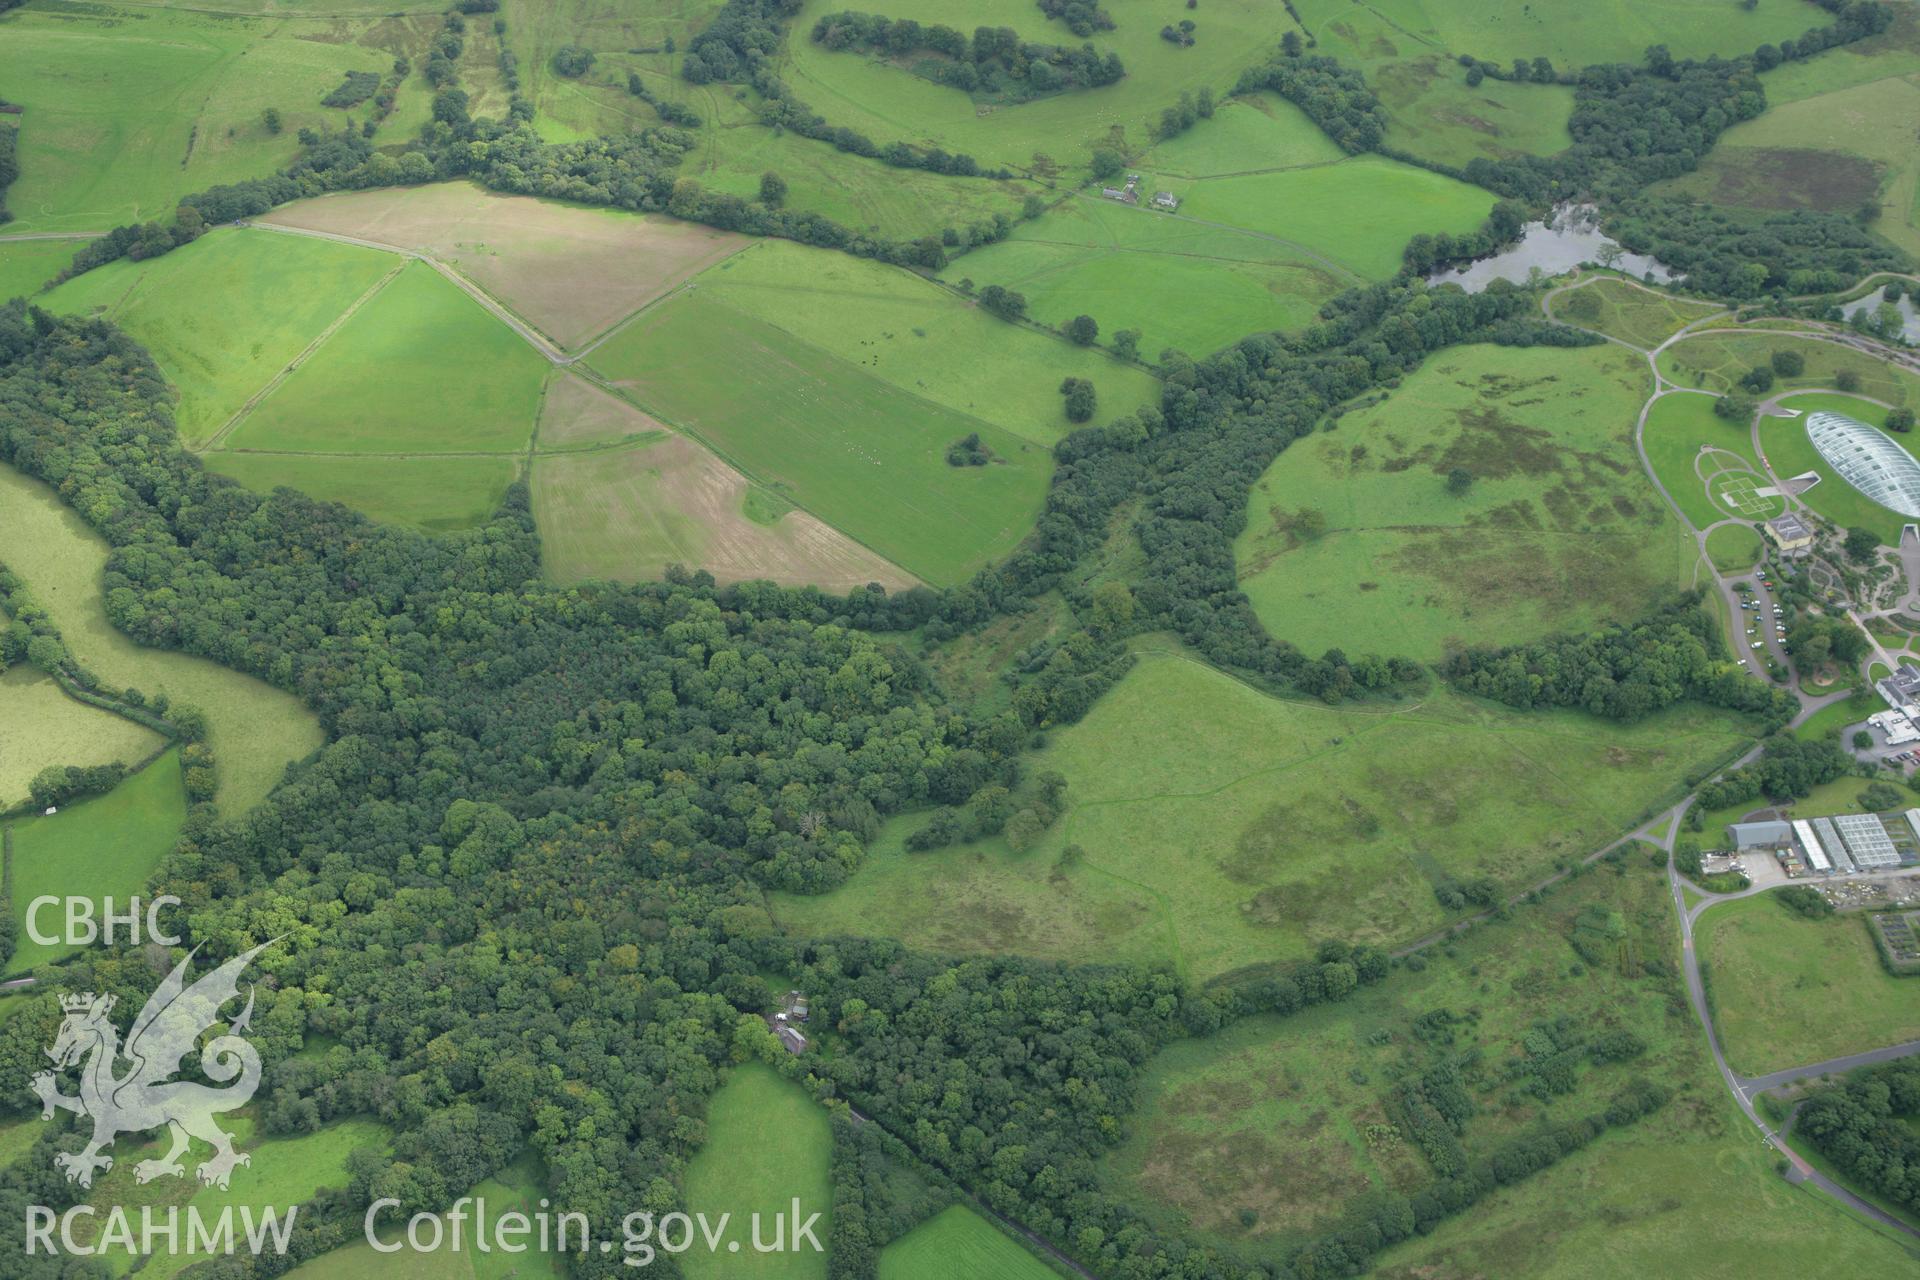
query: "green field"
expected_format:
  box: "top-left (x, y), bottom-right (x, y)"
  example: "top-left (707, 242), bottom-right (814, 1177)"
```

top-left (0, 5), bottom-right (434, 233)
top-left (1659, 329), bottom-right (1920, 406)
top-left (1705, 523), bottom-right (1764, 572)
top-left (1166, 154), bottom-right (1494, 281)
top-left (204, 453), bottom-right (521, 532)
top-left (4, 753), bottom-right (186, 972)
top-left (1794, 695), bottom-right (1873, 743)
top-left (72, 1115), bottom-right (387, 1280)
top-left (587, 290), bottom-right (1052, 585)
top-left (942, 96), bottom-right (1359, 355)
top-left (1298, 0), bottom-right (1822, 69)
top-left (0, 238), bottom-right (71, 302)
top-left (694, 111), bottom-right (1041, 242)
top-left (780, 0), bottom-right (1293, 173)
top-left (1234, 343), bottom-right (1688, 661)
top-left (1762, 2), bottom-right (1920, 106)
top-left (0, 666), bottom-right (165, 811)
top-left (1293, 0), bottom-right (1576, 169)
top-left (697, 240), bottom-right (1161, 440)
top-left (1098, 858), bottom-right (1915, 1275)
top-left (280, 1157), bottom-right (566, 1280)
top-left (877, 1206), bottom-right (1059, 1280)
top-left (1656, 67), bottom-right (1920, 259)
top-left (41, 227), bottom-right (398, 446)
top-left (773, 650), bottom-right (1754, 981)
top-left (1699, 894), bottom-right (1920, 1077)
top-left (1764, 393), bottom-right (1915, 546)
top-left (1641, 395), bottom-right (1767, 531)
top-left (0, 463), bottom-right (323, 815)
top-left (682, 1063), bottom-right (831, 1280)
top-left (230, 261), bottom-right (549, 455)
top-left (1548, 277), bottom-right (1724, 350)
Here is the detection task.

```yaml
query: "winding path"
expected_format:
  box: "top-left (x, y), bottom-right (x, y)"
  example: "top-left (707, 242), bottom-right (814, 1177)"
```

top-left (1543, 273), bottom-right (1920, 1241)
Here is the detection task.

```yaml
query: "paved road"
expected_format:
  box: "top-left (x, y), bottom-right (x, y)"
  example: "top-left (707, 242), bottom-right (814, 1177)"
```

top-left (1670, 852), bottom-right (1920, 1241)
top-left (1545, 277), bottom-right (1920, 1239)
top-left (1739, 1039), bottom-right (1920, 1094)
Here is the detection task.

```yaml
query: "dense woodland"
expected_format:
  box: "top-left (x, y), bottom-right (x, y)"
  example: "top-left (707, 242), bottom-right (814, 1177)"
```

top-left (1797, 1058), bottom-right (1920, 1215)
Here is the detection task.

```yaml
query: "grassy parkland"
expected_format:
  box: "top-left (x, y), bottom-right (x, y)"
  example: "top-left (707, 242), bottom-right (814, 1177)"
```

top-left (1698, 893), bottom-right (1920, 1077)
top-left (1547, 277), bottom-right (1723, 350)
top-left (1659, 329), bottom-right (1920, 405)
top-left (773, 650), bottom-right (1756, 981)
top-left (1640, 392), bottom-right (1782, 533)
top-left (0, 464), bottom-right (322, 815)
top-left (1234, 344), bottom-right (1690, 661)
top-left (1763, 392), bottom-right (1919, 546)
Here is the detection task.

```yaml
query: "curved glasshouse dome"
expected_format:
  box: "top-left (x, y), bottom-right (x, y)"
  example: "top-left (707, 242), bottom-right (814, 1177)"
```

top-left (1805, 410), bottom-right (1920, 518)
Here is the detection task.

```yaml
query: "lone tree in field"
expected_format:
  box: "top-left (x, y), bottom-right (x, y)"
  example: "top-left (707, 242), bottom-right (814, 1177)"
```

top-left (262, 108), bottom-right (282, 135)
top-left (1066, 313), bottom-right (1098, 345)
top-left (1060, 377), bottom-right (1096, 422)
top-left (1111, 328), bottom-right (1141, 360)
top-left (1090, 146), bottom-right (1124, 180)
top-left (1836, 369), bottom-right (1861, 393)
top-left (1447, 467), bottom-right (1474, 496)
top-left (1771, 349), bottom-right (1804, 377)
top-left (1888, 407), bottom-right (1915, 433)
top-left (759, 171), bottom-right (787, 208)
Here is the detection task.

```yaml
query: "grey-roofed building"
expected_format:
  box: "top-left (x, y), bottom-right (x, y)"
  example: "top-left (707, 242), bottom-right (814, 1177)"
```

top-left (1813, 816), bottom-right (1856, 873)
top-left (1763, 512), bottom-right (1814, 554)
top-left (1833, 812), bottom-right (1902, 868)
top-left (1729, 819), bottom-right (1793, 849)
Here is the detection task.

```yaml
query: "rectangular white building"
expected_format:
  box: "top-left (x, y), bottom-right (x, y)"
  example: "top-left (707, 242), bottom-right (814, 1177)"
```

top-left (1792, 819), bottom-right (1832, 872)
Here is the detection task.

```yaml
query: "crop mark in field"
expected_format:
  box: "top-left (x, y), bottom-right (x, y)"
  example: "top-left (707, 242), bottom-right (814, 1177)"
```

top-left (199, 261), bottom-right (405, 452)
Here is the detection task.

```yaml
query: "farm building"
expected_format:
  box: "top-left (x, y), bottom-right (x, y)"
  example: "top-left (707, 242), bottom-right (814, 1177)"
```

top-left (1763, 512), bottom-right (1814, 553)
top-left (1729, 819), bottom-right (1792, 849)
top-left (1792, 819), bottom-right (1831, 871)
top-left (1151, 191), bottom-right (1179, 211)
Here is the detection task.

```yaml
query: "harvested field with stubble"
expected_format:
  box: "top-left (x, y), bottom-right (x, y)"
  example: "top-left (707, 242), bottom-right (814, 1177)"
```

top-left (532, 428), bottom-right (915, 591)
top-left (262, 183), bottom-right (750, 349)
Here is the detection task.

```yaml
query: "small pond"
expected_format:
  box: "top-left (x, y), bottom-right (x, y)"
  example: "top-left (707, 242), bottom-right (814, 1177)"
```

top-left (1428, 205), bottom-right (1677, 292)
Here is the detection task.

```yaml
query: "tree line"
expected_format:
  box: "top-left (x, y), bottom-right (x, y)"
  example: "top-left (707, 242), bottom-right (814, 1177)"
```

top-left (811, 12), bottom-right (1125, 103)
